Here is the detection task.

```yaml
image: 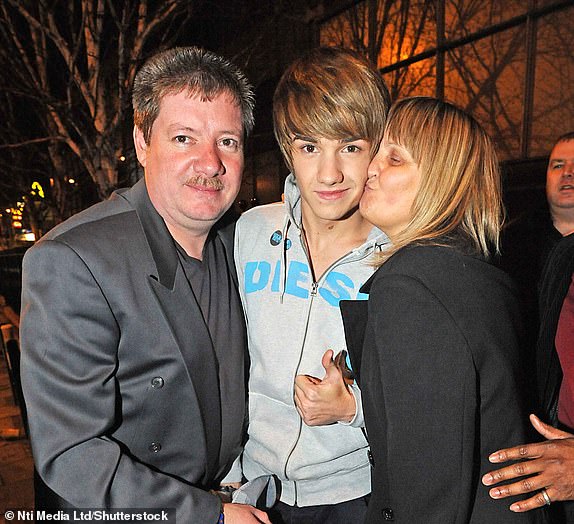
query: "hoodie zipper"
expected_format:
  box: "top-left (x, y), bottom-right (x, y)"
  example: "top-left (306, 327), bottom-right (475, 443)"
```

top-left (281, 239), bottom-right (375, 502)
top-left (282, 280), bottom-right (317, 493)
top-left (282, 229), bottom-right (318, 484)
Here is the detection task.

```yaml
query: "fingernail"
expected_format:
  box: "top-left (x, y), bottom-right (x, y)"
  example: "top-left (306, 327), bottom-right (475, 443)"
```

top-left (510, 503), bottom-right (520, 512)
top-left (490, 488), bottom-right (501, 498)
top-left (482, 474), bottom-right (493, 485)
top-left (489, 452), bottom-right (501, 462)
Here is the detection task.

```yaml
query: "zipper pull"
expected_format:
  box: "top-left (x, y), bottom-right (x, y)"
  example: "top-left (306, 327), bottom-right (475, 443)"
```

top-left (311, 282), bottom-right (318, 296)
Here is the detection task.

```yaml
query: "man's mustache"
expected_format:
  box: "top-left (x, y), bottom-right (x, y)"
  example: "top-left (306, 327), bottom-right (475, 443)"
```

top-left (185, 175), bottom-right (224, 190)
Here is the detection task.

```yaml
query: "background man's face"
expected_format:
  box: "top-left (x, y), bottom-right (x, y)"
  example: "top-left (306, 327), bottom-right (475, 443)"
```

top-left (547, 139), bottom-right (574, 215)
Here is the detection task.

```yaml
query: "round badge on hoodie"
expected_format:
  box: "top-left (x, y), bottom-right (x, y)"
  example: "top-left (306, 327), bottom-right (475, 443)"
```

top-left (269, 230), bottom-right (292, 250)
top-left (270, 230), bottom-right (282, 246)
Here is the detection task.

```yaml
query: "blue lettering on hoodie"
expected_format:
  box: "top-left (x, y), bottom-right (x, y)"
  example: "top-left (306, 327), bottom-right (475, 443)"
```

top-left (319, 272), bottom-right (353, 306)
top-left (244, 260), bottom-right (367, 306)
top-left (285, 261), bottom-right (309, 298)
top-left (244, 261), bottom-right (271, 292)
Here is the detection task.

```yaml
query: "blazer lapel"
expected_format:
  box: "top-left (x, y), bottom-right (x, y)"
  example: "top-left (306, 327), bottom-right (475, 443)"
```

top-left (339, 273), bottom-right (376, 387)
top-left (339, 299), bottom-right (368, 387)
top-left (123, 179), bottom-right (222, 485)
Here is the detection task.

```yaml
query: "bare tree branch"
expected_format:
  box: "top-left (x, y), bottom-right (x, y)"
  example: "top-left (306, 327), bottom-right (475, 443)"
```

top-left (0, 0), bottom-right (195, 201)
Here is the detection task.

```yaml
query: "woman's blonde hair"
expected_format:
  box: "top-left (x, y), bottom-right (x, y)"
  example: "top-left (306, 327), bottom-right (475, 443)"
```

top-left (273, 47), bottom-right (390, 171)
top-left (377, 96), bottom-right (503, 264)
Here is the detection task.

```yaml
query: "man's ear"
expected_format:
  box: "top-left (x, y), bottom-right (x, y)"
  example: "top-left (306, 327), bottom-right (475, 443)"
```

top-left (133, 126), bottom-right (147, 167)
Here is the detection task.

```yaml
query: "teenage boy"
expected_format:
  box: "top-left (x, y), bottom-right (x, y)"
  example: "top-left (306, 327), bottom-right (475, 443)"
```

top-left (233, 47), bottom-right (391, 522)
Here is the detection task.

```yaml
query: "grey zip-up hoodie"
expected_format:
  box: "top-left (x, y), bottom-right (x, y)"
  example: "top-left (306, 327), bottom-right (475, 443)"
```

top-left (233, 175), bottom-right (390, 506)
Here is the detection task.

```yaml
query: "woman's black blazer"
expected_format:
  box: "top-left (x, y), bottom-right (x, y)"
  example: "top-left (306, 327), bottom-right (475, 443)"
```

top-left (341, 243), bottom-right (545, 524)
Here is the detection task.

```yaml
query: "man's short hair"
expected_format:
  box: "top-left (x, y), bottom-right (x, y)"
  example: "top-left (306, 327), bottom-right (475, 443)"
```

top-left (273, 47), bottom-right (391, 171)
top-left (133, 46), bottom-right (255, 144)
top-left (554, 131), bottom-right (574, 146)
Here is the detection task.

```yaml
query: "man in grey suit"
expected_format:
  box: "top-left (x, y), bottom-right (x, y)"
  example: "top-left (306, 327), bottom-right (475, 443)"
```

top-left (20, 47), bottom-right (269, 524)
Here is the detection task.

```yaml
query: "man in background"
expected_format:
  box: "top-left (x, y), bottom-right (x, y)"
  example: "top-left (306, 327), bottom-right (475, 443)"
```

top-left (484, 132), bottom-right (574, 524)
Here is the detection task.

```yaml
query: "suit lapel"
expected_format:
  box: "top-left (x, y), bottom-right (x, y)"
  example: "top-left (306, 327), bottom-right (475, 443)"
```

top-left (148, 274), bottom-right (221, 485)
top-left (123, 179), bottom-right (222, 485)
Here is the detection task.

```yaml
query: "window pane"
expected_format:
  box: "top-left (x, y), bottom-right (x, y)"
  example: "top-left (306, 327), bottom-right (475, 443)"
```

top-left (530, 4), bottom-right (574, 156)
top-left (444, 26), bottom-right (526, 160)
top-left (318, 0), bottom-right (573, 161)
top-left (382, 58), bottom-right (436, 99)
top-left (445, 0), bottom-right (528, 39)
top-left (319, 0), bottom-right (436, 68)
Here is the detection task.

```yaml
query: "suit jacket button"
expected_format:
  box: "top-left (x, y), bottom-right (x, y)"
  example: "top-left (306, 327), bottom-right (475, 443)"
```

top-left (151, 377), bottom-right (164, 388)
top-left (367, 450), bottom-right (375, 466)
top-left (381, 508), bottom-right (394, 521)
top-left (149, 442), bottom-right (162, 453)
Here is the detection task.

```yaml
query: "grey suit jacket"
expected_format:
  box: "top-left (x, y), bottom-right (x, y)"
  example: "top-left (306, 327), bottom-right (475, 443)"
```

top-left (20, 179), bottom-right (246, 522)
